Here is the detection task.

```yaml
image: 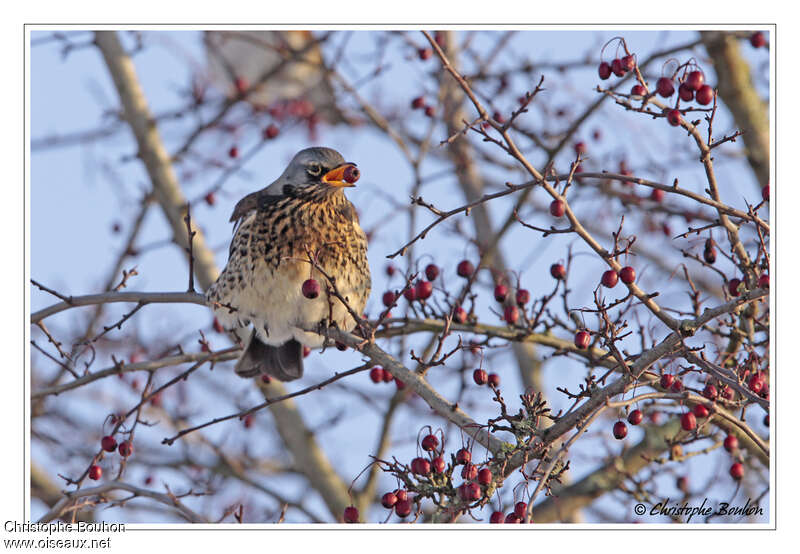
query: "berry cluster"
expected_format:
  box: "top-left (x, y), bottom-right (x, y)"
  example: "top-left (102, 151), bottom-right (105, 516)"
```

top-left (89, 434), bottom-right (134, 481)
top-left (410, 96), bottom-right (436, 118)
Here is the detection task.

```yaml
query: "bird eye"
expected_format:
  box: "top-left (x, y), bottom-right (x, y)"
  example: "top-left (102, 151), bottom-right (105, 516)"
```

top-left (307, 162), bottom-right (322, 177)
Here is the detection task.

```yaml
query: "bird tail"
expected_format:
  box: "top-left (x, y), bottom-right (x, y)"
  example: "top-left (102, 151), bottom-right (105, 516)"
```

top-left (234, 330), bottom-right (304, 381)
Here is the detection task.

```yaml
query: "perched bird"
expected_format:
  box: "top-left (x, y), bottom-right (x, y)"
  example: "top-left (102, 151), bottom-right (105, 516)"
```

top-left (206, 147), bottom-right (371, 381)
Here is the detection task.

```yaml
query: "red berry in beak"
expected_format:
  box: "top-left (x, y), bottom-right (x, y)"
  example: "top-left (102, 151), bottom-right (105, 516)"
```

top-left (343, 165), bottom-right (360, 184)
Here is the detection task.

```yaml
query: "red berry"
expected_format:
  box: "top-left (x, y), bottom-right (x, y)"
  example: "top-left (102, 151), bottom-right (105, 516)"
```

top-left (472, 369), bottom-right (488, 386)
top-left (204, 192), bottom-right (216, 206)
top-left (461, 463), bottom-right (478, 480)
top-left (598, 62), bottom-right (612, 80)
top-left (686, 70), bottom-right (705, 91)
top-left (395, 377), bottom-right (405, 390)
top-left (118, 441), bottom-right (133, 457)
top-left (460, 482), bottom-right (481, 501)
top-left (301, 278), bottom-right (320, 299)
top-left (550, 263), bottom-right (566, 280)
top-left (666, 109), bottom-right (682, 126)
top-left (750, 32), bottom-right (766, 48)
top-left (493, 111), bottom-right (505, 124)
top-left (228, 145), bottom-right (239, 159)
top-left (488, 373), bottom-right (500, 388)
top-left (621, 54), bottom-right (636, 72)
top-left (453, 306), bottom-right (467, 324)
top-left (385, 264), bottom-right (396, 276)
top-left (243, 413), bottom-right (254, 428)
top-left (704, 245), bottom-right (717, 264)
top-left (681, 412), bottom-right (697, 431)
top-left (748, 374), bottom-right (764, 394)
top-left (101, 436), bottom-right (117, 453)
top-left (656, 77), bottom-right (675, 97)
top-left (761, 184), bottom-right (769, 202)
top-left (601, 269), bottom-right (619, 288)
top-left (411, 457), bottom-right (431, 476)
top-left (394, 499), bottom-right (412, 518)
top-left (505, 513), bottom-right (522, 523)
top-left (574, 330), bottom-right (590, 349)
top-left (758, 273), bottom-right (769, 288)
top-left (573, 141), bottom-right (587, 155)
top-left (370, 367), bottom-right (385, 383)
top-left (303, 346), bottom-right (311, 358)
top-left (693, 404), bottom-right (709, 418)
top-left (695, 84), bottom-right (713, 105)
top-left (721, 385), bottom-right (734, 400)
top-left (263, 124), bottom-right (279, 139)
top-left (418, 47), bottom-right (432, 60)
top-left (456, 448), bottom-right (471, 465)
top-left (382, 492), bottom-right (398, 509)
top-left (416, 280), bottom-right (433, 300)
top-left (678, 82), bottom-right (694, 102)
top-left (611, 58), bottom-right (626, 77)
top-left (425, 263), bottom-right (440, 281)
top-left (650, 188), bottom-right (665, 202)
top-left (549, 199), bottom-right (565, 217)
top-left (478, 468), bottom-right (493, 486)
top-left (514, 501), bottom-right (528, 519)
top-left (613, 421), bottom-right (628, 439)
top-left (421, 434), bottom-right (439, 452)
top-left (627, 409), bottom-right (643, 425)
top-left (660, 374), bottom-right (675, 389)
top-left (503, 305), bottom-right (519, 325)
top-left (343, 165), bottom-right (360, 184)
top-left (456, 260), bottom-right (475, 278)
top-left (343, 506), bottom-right (359, 523)
top-left (724, 434), bottom-right (739, 452)
top-left (729, 462), bottom-right (744, 480)
top-left (395, 489), bottom-right (408, 502)
top-left (494, 284), bottom-right (509, 302)
top-left (381, 369), bottom-right (394, 383)
top-left (234, 76), bottom-right (248, 94)
top-left (703, 384), bottom-right (718, 400)
top-left (728, 278), bottom-right (742, 297)
top-left (677, 476), bottom-right (689, 493)
top-left (631, 84), bottom-right (646, 96)
top-left (411, 96), bottom-right (426, 110)
top-left (516, 289), bottom-right (530, 305)
top-left (619, 266), bottom-right (636, 284)
top-left (212, 317), bottom-right (224, 333)
top-left (671, 379), bottom-right (684, 392)
top-left (424, 105), bottom-right (436, 118)
top-left (490, 511), bottom-right (505, 524)
top-left (403, 287), bottom-right (417, 302)
top-left (88, 465), bottom-right (102, 480)
top-left (431, 456), bottom-right (446, 473)
top-left (382, 291), bottom-right (397, 307)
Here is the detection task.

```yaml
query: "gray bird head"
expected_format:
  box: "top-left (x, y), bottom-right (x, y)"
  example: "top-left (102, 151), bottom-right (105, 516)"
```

top-left (230, 147), bottom-right (360, 223)
top-left (266, 147), bottom-right (359, 194)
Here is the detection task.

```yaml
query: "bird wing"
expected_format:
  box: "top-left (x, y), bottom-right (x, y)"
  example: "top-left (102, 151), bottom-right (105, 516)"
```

top-left (229, 190), bottom-right (285, 234)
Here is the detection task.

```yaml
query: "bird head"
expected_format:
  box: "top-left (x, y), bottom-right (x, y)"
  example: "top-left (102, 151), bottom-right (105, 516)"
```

top-left (277, 147), bottom-right (360, 198)
top-left (229, 147), bottom-right (360, 224)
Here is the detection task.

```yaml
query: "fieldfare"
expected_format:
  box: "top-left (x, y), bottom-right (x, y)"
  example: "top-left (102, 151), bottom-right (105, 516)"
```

top-left (206, 147), bottom-right (371, 381)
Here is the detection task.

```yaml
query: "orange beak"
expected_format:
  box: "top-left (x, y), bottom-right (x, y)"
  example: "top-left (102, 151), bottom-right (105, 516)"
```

top-left (321, 163), bottom-right (358, 187)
